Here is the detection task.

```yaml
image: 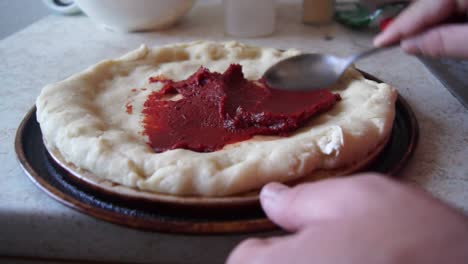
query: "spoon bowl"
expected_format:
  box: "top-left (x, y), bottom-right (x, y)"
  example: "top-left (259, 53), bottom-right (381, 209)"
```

top-left (264, 46), bottom-right (391, 91)
top-left (263, 54), bottom-right (351, 91)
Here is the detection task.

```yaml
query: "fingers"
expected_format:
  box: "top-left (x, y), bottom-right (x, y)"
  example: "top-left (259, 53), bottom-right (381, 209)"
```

top-left (226, 234), bottom-right (303, 264)
top-left (260, 182), bottom-right (324, 232)
top-left (374, 0), bottom-right (459, 47)
top-left (259, 174), bottom-right (392, 232)
top-left (226, 237), bottom-right (277, 264)
top-left (401, 24), bottom-right (468, 58)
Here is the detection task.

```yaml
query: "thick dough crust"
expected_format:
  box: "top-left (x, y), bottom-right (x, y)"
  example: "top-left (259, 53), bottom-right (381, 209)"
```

top-left (36, 41), bottom-right (397, 196)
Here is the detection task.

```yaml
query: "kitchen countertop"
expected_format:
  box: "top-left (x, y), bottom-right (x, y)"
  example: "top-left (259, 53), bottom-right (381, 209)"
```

top-left (0, 0), bottom-right (50, 40)
top-left (1, 1), bottom-right (467, 263)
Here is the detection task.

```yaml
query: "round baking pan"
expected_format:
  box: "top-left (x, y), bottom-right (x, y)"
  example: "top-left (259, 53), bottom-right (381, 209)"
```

top-left (15, 71), bottom-right (418, 234)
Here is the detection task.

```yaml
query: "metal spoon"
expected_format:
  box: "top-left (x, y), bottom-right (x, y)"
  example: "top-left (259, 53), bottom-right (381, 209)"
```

top-left (263, 45), bottom-right (394, 91)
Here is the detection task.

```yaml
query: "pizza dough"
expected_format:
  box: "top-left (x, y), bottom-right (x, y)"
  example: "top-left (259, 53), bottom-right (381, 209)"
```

top-left (36, 41), bottom-right (397, 196)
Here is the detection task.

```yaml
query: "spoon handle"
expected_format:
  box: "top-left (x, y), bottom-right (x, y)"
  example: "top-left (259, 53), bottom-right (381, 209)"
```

top-left (345, 44), bottom-right (399, 67)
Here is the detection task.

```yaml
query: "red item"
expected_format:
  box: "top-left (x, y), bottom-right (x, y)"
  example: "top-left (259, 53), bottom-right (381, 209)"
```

top-left (125, 102), bottom-right (133, 114)
top-left (379, 17), bottom-right (394, 31)
top-left (143, 64), bottom-right (340, 153)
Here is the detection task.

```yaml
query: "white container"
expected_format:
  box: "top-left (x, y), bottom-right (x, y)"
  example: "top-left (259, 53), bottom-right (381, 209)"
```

top-left (224, 0), bottom-right (276, 37)
top-left (42, 0), bottom-right (196, 32)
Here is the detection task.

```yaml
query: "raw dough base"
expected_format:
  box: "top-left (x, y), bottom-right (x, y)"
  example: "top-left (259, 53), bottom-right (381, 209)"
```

top-left (37, 41), bottom-right (397, 196)
top-left (45, 134), bottom-right (389, 204)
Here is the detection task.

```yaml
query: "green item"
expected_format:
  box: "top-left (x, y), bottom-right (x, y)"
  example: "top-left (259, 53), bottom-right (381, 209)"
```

top-left (335, 1), bottom-right (408, 29)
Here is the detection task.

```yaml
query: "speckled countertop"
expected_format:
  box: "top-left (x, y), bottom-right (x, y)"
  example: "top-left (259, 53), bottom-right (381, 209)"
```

top-left (0, 1), bottom-right (467, 263)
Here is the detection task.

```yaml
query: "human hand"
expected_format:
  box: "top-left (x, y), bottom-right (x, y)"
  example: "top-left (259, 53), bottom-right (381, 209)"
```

top-left (374, 0), bottom-right (468, 58)
top-left (227, 174), bottom-right (468, 264)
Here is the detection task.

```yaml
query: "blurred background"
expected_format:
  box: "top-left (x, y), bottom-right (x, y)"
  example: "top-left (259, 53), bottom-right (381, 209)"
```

top-left (0, 0), bottom-right (50, 39)
top-left (1, 0), bottom-right (466, 107)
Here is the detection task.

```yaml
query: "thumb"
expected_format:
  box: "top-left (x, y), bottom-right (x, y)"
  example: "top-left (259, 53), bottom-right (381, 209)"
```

top-left (401, 24), bottom-right (468, 59)
top-left (260, 174), bottom-right (394, 232)
top-left (259, 179), bottom-right (353, 232)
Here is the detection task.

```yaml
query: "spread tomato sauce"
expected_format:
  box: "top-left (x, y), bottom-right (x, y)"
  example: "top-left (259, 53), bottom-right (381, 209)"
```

top-left (125, 102), bottom-right (133, 114)
top-left (142, 64), bottom-right (340, 153)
